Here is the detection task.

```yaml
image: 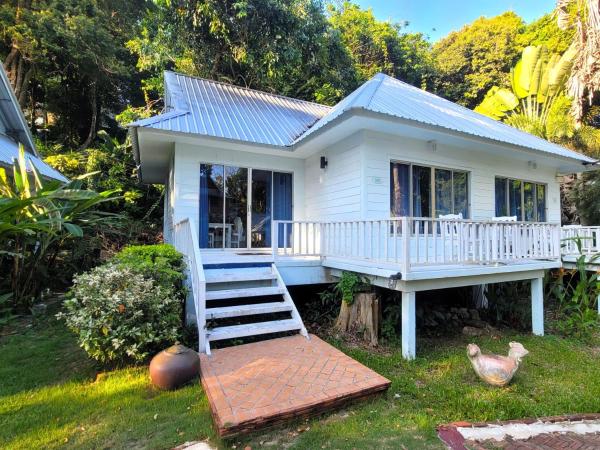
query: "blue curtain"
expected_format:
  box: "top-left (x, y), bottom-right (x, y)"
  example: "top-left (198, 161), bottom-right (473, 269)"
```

top-left (390, 163), bottom-right (409, 216)
top-left (273, 172), bottom-right (292, 247)
top-left (199, 164), bottom-right (209, 247)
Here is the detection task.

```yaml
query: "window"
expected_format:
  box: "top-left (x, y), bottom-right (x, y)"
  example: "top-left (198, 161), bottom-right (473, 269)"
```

top-left (495, 177), bottom-right (546, 222)
top-left (390, 162), bottom-right (469, 218)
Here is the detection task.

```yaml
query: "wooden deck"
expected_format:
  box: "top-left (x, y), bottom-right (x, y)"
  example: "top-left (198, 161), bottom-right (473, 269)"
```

top-left (200, 334), bottom-right (390, 437)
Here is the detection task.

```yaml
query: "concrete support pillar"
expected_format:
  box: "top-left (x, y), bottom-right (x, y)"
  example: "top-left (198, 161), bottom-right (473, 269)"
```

top-left (402, 291), bottom-right (416, 360)
top-left (597, 293), bottom-right (600, 315)
top-left (531, 277), bottom-right (544, 336)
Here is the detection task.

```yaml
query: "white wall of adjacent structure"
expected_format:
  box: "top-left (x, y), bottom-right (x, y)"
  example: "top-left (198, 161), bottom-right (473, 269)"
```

top-left (303, 130), bottom-right (561, 223)
top-left (170, 141), bottom-right (306, 228)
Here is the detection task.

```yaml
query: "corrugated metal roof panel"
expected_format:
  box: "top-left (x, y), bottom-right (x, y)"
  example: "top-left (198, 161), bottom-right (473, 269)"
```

top-left (0, 134), bottom-right (68, 182)
top-left (131, 71), bottom-right (595, 165)
top-left (131, 71), bottom-right (330, 146)
top-left (300, 73), bottom-right (595, 163)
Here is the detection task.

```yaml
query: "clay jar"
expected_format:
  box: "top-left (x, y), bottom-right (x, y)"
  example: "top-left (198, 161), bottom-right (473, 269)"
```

top-left (149, 344), bottom-right (200, 390)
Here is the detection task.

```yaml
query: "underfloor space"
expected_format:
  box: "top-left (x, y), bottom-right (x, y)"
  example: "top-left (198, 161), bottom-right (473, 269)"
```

top-left (199, 334), bottom-right (391, 437)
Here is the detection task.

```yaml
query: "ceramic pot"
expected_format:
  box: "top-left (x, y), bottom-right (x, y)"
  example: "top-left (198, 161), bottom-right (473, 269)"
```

top-left (149, 344), bottom-right (200, 390)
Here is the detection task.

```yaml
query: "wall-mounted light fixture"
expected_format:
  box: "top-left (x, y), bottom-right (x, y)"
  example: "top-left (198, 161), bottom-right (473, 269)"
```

top-left (320, 156), bottom-right (328, 169)
top-left (427, 140), bottom-right (437, 152)
top-left (527, 160), bottom-right (537, 170)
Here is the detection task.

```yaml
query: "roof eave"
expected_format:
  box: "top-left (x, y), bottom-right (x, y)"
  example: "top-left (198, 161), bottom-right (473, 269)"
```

top-left (294, 107), bottom-right (596, 168)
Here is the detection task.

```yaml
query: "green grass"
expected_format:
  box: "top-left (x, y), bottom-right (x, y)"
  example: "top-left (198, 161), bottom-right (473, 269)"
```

top-left (2, 317), bottom-right (600, 450)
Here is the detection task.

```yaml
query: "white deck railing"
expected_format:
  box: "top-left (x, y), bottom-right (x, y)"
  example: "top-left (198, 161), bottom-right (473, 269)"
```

top-left (561, 225), bottom-right (600, 256)
top-left (173, 218), bottom-right (206, 353)
top-left (273, 217), bottom-right (561, 274)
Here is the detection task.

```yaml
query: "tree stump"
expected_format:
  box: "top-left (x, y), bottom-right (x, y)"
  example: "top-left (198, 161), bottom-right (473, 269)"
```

top-left (334, 292), bottom-right (380, 346)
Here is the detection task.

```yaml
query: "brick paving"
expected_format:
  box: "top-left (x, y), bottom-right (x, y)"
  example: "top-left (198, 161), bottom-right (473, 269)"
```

top-left (199, 334), bottom-right (391, 437)
top-left (466, 431), bottom-right (600, 449)
top-left (439, 415), bottom-right (600, 450)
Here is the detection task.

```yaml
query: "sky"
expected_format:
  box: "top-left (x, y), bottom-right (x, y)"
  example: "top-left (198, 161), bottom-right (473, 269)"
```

top-left (354, 0), bottom-right (557, 42)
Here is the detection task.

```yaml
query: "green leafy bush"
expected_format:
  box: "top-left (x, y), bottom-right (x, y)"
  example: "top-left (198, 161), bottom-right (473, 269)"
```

top-left (113, 244), bottom-right (185, 289)
top-left (58, 244), bottom-right (186, 363)
top-left (547, 238), bottom-right (600, 339)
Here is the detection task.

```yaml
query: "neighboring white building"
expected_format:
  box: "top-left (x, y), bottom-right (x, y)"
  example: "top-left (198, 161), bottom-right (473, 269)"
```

top-left (130, 71), bottom-right (597, 358)
top-left (0, 64), bottom-right (67, 182)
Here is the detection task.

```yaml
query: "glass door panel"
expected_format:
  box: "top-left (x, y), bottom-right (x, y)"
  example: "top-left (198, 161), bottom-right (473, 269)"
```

top-left (199, 164), bottom-right (224, 249)
top-left (251, 169), bottom-right (272, 248)
top-left (224, 166), bottom-right (248, 248)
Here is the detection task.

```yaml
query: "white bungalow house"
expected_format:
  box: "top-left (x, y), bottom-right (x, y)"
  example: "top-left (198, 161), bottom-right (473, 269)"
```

top-left (0, 64), bottom-right (67, 182)
top-left (129, 71), bottom-right (597, 359)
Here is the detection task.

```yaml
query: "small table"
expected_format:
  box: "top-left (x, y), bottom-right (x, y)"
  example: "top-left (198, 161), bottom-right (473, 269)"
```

top-left (208, 223), bottom-right (232, 248)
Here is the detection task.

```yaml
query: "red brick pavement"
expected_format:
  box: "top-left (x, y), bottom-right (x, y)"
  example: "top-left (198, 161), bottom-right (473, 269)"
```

top-left (466, 431), bottom-right (600, 449)
top-left (199, 334), bottom-right (391, 437)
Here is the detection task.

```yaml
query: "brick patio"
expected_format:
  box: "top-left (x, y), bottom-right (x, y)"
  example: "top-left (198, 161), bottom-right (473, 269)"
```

top-left (199, 334), bottom-right (391, 437)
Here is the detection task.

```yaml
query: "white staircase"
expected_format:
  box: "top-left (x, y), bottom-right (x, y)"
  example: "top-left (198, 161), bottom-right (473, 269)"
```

top-left (203, 264), bottom-right (308, 354)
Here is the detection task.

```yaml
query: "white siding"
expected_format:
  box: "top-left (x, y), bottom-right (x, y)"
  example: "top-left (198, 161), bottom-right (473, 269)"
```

top-left (172, 142), bottom-right (306, 230)
top-left (362, 131), bottom-right (561, 222)
top-left (163, 156), bottom-right (175, 243)
top-left (304, 133), bottom-right (364, 220)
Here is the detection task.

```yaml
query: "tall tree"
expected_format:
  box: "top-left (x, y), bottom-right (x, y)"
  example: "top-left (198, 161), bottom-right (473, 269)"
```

top-left (165, 0), bottom-right (356, 104)
top-left (432, 12), bottom-right (524, 107)
top-left (0, 0), bottom-right (150, 149)
top-left (557, 0), bottom-right (600, 122)
top-left (328, 1), bottom-right (433, 88)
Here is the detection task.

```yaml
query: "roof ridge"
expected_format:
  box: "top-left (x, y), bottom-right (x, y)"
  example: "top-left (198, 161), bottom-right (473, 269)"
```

top-left (360, 73), bottom-right (386, 109)
top-left (164, 70), bottom-right (331, 110)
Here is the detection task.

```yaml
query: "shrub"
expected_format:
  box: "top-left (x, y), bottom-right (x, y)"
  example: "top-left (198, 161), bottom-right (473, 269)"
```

top-left (113, 244), bottom-right (185, 291)
top-left (59, 263), bottom-right (182, 363)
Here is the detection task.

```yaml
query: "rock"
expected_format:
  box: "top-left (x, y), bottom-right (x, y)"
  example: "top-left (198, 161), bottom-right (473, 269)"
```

top-left (433, 311), bottom-right (446, 321)
top-left (462, 326), bottom-right (485, 337)
top-left (458, 308), bottom-right (469, 319)
top-left (465, 319), bottom-right (489, 329)
top-left (469, 309), bottom-right (480, 321)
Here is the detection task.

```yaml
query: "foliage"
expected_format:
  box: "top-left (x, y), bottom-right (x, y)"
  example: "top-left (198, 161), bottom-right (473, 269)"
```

top-left (0, 145), bottom-right (120, 309)
top-left (517, 13), bottom-right (575, 54)
top-left (432, 12), bottom-right (524, 107)
top-left (3, 315), bottom-right (600, 448)
top-left (475, 45), bottom-right (576, 128)
top-left (557, 0), bottom-right (600, 121)
top-left (328, 2), bottom-right (433, 88)
top-left (59, 258), bottom-right (183, 363)
top-left (547, 238), bottom-right (600, 339)
top-left (333, 271), bottom-right (369, 305)
top-left (0, 0), bottom-right (150, 148)
top-left (380, 302), bottom-right (402, 343)
top-left (113, 244), bottom-right (185, 290)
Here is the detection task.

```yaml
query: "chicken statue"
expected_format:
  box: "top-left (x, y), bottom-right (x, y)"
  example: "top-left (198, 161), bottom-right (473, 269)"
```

top-left (467, 342), bottom-right (529, 387)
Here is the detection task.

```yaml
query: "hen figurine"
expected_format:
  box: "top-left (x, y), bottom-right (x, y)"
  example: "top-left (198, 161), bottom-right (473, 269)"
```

top-left (467, 342), bottom-right (529, 387)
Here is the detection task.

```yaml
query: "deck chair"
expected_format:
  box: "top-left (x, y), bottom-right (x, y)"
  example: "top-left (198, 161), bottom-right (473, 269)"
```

top-left (230, 216), bottom-right (245, 248)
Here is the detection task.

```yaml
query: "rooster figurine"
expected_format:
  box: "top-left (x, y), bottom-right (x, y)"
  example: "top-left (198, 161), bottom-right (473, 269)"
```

top-left (467, 342), bottom-right (529, 387)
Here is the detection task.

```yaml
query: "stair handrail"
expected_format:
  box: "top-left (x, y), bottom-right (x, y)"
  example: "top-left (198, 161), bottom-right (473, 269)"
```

top-left (173, 217), bottom-right (207, 353)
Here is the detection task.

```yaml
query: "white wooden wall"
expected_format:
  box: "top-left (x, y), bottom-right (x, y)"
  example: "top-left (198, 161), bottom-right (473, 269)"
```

top-left (304, 132), bottom-right (364, 221)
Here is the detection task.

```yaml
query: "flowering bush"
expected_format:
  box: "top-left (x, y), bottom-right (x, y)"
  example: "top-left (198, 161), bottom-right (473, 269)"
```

top-left (59, 263), bottom-right (182, 363)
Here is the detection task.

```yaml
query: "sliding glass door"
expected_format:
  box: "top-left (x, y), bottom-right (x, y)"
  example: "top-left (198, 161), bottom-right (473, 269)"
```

top-left (199, 164), bottom-right (292, 249)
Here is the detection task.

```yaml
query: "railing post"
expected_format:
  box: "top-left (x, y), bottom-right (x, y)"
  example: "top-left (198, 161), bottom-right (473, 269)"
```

top-left (401, 217), bottom-right (410, 276)
top-left (272, 220), bottom-right (279, 260)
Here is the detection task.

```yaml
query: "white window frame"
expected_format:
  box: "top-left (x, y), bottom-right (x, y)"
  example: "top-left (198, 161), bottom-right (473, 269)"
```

top-left (494, 176), bottom-right (547, 222)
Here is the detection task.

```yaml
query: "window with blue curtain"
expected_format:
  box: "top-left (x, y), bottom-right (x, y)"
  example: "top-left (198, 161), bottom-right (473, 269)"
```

top-left (273, 172), bottom-right (293, 247)
top-left (495, 177), bottom-right (546, 222)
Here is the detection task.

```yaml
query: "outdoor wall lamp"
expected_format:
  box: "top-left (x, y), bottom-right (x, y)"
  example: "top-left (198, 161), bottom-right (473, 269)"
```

top-left (320, 156), bottom-right (328, 169)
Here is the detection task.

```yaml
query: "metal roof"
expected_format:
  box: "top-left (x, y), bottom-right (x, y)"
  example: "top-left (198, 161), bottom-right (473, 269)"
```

top-left (131, 71), bottom-right (595, 165)
top-left (131, 71), bottom-right (330, 146)
top-left (299, 73), bottom-right (596, 164)
top-left (0, 134), bottom-right (68, 182)
top-left (0, 63), bottom-right (67, 182)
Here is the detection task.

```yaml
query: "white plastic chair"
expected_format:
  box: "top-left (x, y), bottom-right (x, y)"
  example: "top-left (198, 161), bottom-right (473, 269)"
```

top-left (230, 216), bottom-right (244, 248)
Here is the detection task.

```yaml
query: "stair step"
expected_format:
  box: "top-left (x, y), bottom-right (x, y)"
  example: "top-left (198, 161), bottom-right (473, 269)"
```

top-left (207, 319), bottom-right (301, 341)
top-left (205, 286), bottom-right (284, 301)
top-left (206, 302), bottom-right (292, 319)
top-left (204, 268), bottom-right (275, 284)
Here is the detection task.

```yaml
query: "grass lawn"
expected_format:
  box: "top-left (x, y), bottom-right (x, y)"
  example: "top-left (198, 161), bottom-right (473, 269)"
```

top-left (2, 315), bottom-right (600, 450)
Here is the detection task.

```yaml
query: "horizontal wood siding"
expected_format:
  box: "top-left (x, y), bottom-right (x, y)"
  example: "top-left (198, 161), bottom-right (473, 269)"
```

top-left (362, 132), bottom-right (561, 223)
top-left (304, 133), bottom-right (364, 220)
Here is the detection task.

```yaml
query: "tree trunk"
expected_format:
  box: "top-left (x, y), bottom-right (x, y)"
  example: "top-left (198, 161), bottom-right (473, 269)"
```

top-left (334, 292), bottom-right (380, 346)
top-left (78, 82), bottom-right (98, 151)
